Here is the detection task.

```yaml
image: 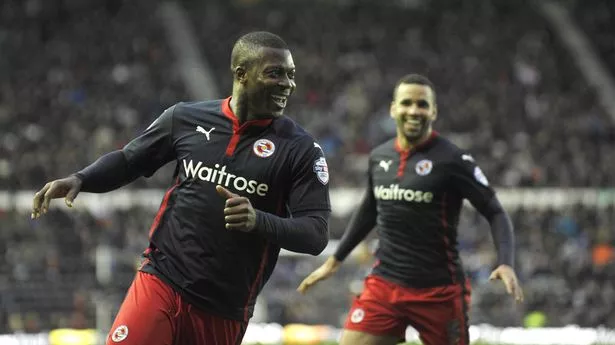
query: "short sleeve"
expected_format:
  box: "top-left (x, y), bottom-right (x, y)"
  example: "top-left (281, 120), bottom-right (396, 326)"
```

top-left (450, 153), bottom-right (495, 211)
top-left (287, 139), bottom-right (331, 214)
top-left (123, 105), bottom-right (176, 177)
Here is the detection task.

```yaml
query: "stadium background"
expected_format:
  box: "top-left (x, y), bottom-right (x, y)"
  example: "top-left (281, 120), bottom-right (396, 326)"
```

top-left (1, 0), bottom-right (615, 343)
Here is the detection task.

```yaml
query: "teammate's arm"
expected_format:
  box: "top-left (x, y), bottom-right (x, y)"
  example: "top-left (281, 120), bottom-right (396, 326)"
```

top-left (32, 105), bottom-right (177, 218)
top-left (332, 178), bottom-right (377, 262)
top-left (451, 154), bottom-right (523, 302)
top-left (297, 165), bottom-right (377, 294)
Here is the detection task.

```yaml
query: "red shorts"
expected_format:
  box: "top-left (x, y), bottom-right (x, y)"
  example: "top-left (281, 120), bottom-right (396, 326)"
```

top-left (344, 275), bottom-right (471, 345)
top-left (106, 271), bottom-right (247, 345)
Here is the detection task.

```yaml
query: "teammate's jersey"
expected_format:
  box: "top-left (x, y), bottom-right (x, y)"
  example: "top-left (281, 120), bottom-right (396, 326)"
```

top-left (122, 97), bottom-right (330, 321)
top-left (367, 132), bottom-right (494, 287)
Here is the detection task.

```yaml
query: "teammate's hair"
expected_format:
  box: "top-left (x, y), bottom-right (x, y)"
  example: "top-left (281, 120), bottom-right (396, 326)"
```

top-left (393, 74), bottom-right (436, 101)
top-left (230, 31), bottom-right (289, 70)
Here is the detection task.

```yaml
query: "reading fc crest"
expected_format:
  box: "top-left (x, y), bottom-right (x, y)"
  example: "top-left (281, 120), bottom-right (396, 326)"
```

top-left (111, 325), bottom-right (129, 342)
top-left (415, 159), bottom-right (433, 176)
top-left (253, 139), bottom-right (275, 158)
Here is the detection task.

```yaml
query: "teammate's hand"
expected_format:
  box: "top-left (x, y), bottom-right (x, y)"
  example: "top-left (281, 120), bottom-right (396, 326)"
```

top-left (297, 256), bottom-right (341, 294)
top-left (31, 175), bottom-right (82, 219)
top-left (216, 185), bottom-right (256, 232)
top-left (489, 264), bottom-right (524, 303)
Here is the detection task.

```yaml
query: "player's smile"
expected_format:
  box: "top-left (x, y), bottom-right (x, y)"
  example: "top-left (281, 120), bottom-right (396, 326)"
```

top-left (270, 94), bottom-right (288, 110)
top-left (402, 114), bottom-right (427, 135)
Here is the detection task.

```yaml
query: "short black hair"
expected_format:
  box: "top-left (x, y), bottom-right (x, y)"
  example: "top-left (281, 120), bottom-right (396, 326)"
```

top-left (393, 74), bottom-right (436, 101)
top-left (230, 31), bottom-right (289, 70)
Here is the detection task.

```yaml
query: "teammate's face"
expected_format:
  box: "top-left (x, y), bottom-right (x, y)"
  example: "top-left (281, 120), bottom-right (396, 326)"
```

top-left (390, 83), bottom-right (437, 142)
top-left (245, 48), bottom-right (296, 117)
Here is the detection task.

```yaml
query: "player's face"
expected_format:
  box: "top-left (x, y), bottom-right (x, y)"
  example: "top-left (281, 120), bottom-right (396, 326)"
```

top-left (245, 48), bottom-right (296, 117)
top-left (390, 83), bottom-right (437, 142)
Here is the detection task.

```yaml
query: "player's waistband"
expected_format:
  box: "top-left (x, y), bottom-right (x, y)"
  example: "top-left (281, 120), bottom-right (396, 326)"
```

top-left (371, 268), bottom-right (465, 288)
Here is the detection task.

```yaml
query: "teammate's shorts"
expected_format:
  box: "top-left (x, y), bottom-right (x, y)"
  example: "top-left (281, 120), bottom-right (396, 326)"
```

top-left (343, 274), bottom-right (471, 345)
top-left (106, 271), bottom-right (247, 345)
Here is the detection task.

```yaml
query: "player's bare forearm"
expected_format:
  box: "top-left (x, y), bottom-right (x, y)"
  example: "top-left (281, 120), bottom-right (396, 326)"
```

top-left (74, 150), bottom-right (140, 193)
top-left (254, 209), bottom-right (329, 255)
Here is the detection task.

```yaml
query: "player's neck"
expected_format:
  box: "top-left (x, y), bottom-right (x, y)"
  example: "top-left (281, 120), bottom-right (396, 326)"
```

top-left (397, 128), bottom-right (433, 151)
top-left (229, 95), bottom-right (249, 124)
top-left (229, 95), bottom-right (272, 124)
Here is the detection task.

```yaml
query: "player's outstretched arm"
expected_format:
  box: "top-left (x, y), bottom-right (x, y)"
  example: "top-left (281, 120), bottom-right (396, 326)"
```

top-left (31, 150), bottom-right (142, 219)
top-left (297, 185), bottom-right (377, 294)
top-left (32, 105), bottom-right (177, 219)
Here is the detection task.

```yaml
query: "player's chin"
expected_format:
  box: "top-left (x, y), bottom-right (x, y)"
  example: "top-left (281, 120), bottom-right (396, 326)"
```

top-left (269, 105), bottom-right (286, 117)
top-left (403, 129), bottom-right (423, 141)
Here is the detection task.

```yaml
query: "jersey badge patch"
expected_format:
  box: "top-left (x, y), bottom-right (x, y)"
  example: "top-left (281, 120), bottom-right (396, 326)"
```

top-left (474, 166), bottom-right (489, 186)
top-left (313, 157), bottom-right (329, 185)
top-left (111, 325), bottom-right (128, 342)
top-left (350, 308), bottom-right (365, 323)
top-left (415, 159), bottom-right (433, 176)
top-left (253, 139), bottom-right (275, 158)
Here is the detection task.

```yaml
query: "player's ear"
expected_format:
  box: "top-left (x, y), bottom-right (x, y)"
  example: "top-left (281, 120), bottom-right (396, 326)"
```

top-left (390, 101), bottom-right (396, 119)
top-left (431, 104), bottom-right (438, 121)
top-left (234, 66), bottom-right (248, 84)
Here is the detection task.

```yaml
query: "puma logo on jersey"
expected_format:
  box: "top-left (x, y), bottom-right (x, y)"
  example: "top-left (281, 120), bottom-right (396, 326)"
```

top-left (379, 160), bottom-right (393, 172)
top-left (461, 154), bottom-right (474, 162)
top-left (373, 184), bottom-right (434, 203)
top-left (196, 126), bottom-right (215, 141)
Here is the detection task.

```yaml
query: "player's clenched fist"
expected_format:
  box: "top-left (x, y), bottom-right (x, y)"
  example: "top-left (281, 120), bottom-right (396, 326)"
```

top-left (31, 175), bottom-right (82, 219)
top-left (216, 185), bottom-right (257, 232)
top-left (297, 256), bottom-right (341, 294)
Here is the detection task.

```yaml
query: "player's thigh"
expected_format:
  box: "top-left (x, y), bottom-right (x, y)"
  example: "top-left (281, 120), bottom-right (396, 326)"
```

top-left (339, 329), bottom-right (401, 345)
top-left (106, 272), bottom-right (177, 345)
top-left (178, 304), bottom-right (247, 345)
top-left (343, 276), bottom-right (407, 340)
top-left (405, 283), bottom-right (471, 345)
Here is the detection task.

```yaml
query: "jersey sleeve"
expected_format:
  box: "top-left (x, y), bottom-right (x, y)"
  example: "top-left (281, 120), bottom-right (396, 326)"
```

top-left (287, 139), bottom-right (331, 214)
top-left (122, 105), bottom-right (176, 177)
top-left (333, 161), bottom-right (377, 261)
top-left (450, 153), bottom-right (495, 212)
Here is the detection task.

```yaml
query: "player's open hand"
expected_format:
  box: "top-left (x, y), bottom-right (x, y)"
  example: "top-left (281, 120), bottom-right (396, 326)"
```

top-left (31, 175), bottom-right (82, 219)
top-left (216, 185), bottom-right (256, 232)
top-left (489, 264), bottom-right (524, 303)
top-left (297, 256), bottom-right (341, 294)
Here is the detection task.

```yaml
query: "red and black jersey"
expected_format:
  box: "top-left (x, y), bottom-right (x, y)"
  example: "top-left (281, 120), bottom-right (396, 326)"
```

top-left (121, 97), bottom-right (330, 320)
top-left (336, 132), bottom-right (495, 287)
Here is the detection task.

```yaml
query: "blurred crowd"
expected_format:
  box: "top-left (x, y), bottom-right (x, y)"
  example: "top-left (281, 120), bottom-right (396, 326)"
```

top-left (1, 0), bottom-right (614, 335)
top-left (0, 0), bottom-right (187, 190)
top-left (574, 0), bottom-right (615, 78)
